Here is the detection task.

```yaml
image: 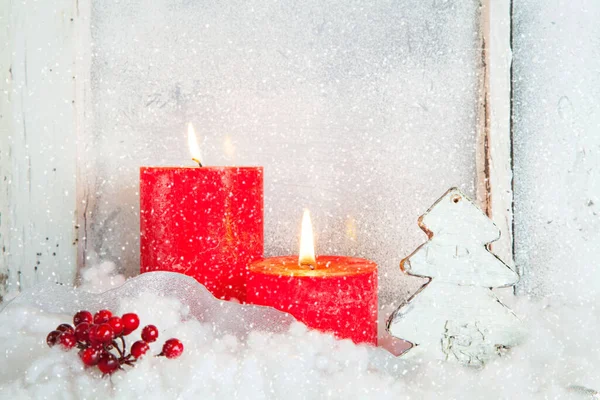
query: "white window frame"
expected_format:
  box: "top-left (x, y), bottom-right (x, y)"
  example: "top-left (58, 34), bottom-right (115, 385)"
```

top-left (0, 0), bottom-right (514, 297)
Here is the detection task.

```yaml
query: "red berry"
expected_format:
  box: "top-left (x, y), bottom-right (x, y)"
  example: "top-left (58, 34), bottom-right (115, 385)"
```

top-left (108, 316), bottom-right (124, 336)
top-left (141, 325), bottom-right (159, 343)
top-left (74, 322), bottom-right (91, 343)
top-left (56, 324), bottom-right (75, 335)
top-left (73, 310), bottom-right (93, 326)
top-left (46, 330), bottom-right (62, 347)
top-left (90, 340), bottom-right (105, 351)
top-left (93, 310), bottom-right (113, 324)
top-left (87, 325), bottom-right (100, 344)
top-left (97, 352), bottom-right (119, 375)
top-left (161, 338), bottom-right (184, 359)
top-left (58, 332), bottom-right (76, 350)
top-left (130, 340), bottom-right (150, 358)
top-left (92, 323), bottom-right (114, 344)
top-left (121, 313), bottom-right (140, 335)
top-left (79, 347), bottom-right (101, 366)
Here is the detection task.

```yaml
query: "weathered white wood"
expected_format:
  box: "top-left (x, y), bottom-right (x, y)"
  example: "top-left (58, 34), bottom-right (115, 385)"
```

top-left (476, 0), bottom-right (514, 268)
top-left (388, 188), bottom-right (524, 366)
top-left (0, 0), bottom-right (89, 297)
top-left (73, 0), bottom-right (93, 273)
top-left (512, 1), bottom-right (600, 301)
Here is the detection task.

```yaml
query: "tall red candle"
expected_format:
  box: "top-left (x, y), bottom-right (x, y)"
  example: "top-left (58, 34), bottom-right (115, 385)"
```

top-left (140, 166), bottom-right (263, 301)
top-left (247, 255), bottom-right (378, 345)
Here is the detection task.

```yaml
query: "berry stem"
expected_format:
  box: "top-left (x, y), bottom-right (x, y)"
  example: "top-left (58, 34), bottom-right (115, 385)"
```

top-left (118, 354), bottom-right (133, 362)
top-left (119, 336), bottom-right (126, 353)
top-left (112, 340), bottom-right (124, 358)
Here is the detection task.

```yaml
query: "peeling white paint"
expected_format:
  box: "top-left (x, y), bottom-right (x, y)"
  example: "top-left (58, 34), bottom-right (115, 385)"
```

top-left (0, 0), bottom-right (90, 295)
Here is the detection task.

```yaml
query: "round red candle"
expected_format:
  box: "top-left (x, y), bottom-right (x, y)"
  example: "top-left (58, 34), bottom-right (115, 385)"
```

top-left (140, 166), bottom-right (263, 301)
top-left (247, 255), bottom-right (377, 345)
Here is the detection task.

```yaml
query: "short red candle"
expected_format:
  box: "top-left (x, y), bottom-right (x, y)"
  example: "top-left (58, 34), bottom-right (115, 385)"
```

top-left (140, 166), bottom-right (263, 301)
top-left (247, 255), bottom-right (377, 345)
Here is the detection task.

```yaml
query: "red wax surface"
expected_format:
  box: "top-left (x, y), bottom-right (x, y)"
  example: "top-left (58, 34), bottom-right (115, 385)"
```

top-left (140, 166), bottom-right (263, 301)
top-left (247, 255), bottom-right (378, 345)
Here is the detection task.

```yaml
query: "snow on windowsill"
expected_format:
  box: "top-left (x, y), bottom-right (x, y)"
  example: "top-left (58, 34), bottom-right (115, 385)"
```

top-left (0, 263), bottom-right (599, 399)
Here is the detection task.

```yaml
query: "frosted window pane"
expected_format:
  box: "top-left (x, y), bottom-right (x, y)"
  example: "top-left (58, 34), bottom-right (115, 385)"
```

top-left (86, 0), bottom-right (482, 309)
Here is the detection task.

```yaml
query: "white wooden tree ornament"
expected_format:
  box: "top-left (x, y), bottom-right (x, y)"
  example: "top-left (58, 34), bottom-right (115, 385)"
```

top-left (387, 188), bottom-right (525, 366)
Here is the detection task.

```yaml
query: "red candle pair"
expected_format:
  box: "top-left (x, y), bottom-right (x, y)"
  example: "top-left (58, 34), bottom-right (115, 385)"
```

top-left (140, 124), bottom-right (377, 344)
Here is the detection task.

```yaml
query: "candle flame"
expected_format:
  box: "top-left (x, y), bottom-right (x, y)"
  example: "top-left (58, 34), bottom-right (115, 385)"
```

top-left (187, 123), bottom-right (203, 166)
top-left (299, 209), bottom-right (316, 269)
top-left (345, 216), bottom-right (357, 242)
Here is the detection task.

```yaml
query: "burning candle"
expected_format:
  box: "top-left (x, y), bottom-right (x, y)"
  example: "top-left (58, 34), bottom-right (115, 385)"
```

top-left (140, 124), bottom-right (263, 301)
top-left (247, 210), bottom-right (378, 345)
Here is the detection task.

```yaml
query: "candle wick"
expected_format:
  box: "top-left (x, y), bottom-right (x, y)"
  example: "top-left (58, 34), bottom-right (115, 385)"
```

top-left (300, 262), bottom-right (316, 270)
top-left (192, 158), bottom-right (203, 167)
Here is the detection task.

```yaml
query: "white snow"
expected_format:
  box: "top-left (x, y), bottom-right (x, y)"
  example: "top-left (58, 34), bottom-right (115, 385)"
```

top-left (1, 269), bottom-right (599, 399)
top-left (78, 261), bottom-right (126, 294)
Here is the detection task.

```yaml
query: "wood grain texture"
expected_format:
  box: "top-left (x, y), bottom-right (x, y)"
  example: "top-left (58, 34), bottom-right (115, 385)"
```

top-left (387, 188), bottom-right (524, 366)
top-left (477, 0), bottom-right (514, 269)
top-left (0, 0), bottom-right (89, 296)
top-left (73, 0), bottom-right (93, 275)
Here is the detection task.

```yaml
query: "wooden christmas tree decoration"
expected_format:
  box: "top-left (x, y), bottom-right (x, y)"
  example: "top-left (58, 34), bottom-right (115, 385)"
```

top-left (387, 188), bottom-right (525, 366)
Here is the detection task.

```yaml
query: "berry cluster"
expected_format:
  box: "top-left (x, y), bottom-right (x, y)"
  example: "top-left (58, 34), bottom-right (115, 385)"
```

top-left (47, 309), bottom-right (184, 375)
